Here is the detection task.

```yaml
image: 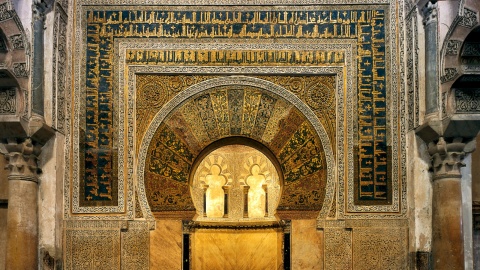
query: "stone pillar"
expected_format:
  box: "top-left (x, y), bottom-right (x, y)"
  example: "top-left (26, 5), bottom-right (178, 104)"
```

top-left (4, 138), bottom-right (42, 270)
top-left (422, 0), bottom-right (439, 116)
top-left (428, 137), bottom-right (475, 270)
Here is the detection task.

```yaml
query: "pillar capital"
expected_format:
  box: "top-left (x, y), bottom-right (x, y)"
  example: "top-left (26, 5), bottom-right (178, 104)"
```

top-left (427, 137), bottom-right (476, 180)
top-left (422, 0), bottom-right (438, 26)
top-left (3, 138), bottom-right (42, 182)
top-left (32, 0), bottom-right (54, 21)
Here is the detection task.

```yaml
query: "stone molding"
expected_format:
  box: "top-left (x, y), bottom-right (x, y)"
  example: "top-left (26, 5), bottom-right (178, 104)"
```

top-left (427, 137), bottom-right (475, 180)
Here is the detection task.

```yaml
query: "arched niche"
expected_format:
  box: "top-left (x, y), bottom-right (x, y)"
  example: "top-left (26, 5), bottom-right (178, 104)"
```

top-left (137, 76), bottom-right (334, 221)
top-left (445, 26), bottom-right (480, 137)
top-left (190, 137), bottom-right (283, 222)
top-left (0, 3), bottom-right (29, 118)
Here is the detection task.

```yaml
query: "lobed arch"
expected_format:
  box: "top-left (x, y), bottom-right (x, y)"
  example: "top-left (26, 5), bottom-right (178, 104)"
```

top-left (136, 75), bottom-right (335, 222)
top-left (440, 0), bottom-right (479, 92)
top-left (0, 0), bottom-right (29, 117)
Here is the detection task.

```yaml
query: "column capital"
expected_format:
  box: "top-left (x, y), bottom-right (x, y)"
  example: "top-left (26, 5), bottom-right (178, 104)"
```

top-left (422, 1), bottom-right (438, 25)
top-left (428, 137), bottom-right (476, 180)
top-left (32, 0), bottom-right (54, 21)
top-left (3, 138), bottom-right (42, 182)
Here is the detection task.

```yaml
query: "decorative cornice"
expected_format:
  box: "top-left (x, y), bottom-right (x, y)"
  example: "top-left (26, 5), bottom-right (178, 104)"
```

top-left (181, 219), bottom-right (291, 233)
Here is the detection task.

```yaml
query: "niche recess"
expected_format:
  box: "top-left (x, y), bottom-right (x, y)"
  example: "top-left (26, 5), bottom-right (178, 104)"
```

top-left (190, 139), bottom-right (282, 223)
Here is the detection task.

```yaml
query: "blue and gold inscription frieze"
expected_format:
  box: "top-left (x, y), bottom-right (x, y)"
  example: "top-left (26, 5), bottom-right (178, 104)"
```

top-left (126, 49), bottom-right (345, 66)
top-left (77, 6), bottom-right (391, 211)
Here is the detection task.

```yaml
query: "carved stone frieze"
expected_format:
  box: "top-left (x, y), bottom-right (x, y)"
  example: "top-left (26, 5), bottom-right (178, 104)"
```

top-left (9, 34), bottom-right (24, 50)
top-left (440, 68), bottom-right (458, 83)
top-left (52, 8), bottom-right (67, 133)
top-left (353, 227), bottom-right (408, 269)
top-left (427, 137), bottom-right (475, 179)
top-left (406, 10), bottom-right (419, 130)
top-left (0, 3), bottom-right (12, 21)
top-left (0, 88), bottom-right (16, 114)
top-left (459, 8), bottom-right (478, 28)
top-left (57, 0), bottom-right (69, 12)
top-left (12, 63), bottom-right (28, 78)
top-left (324, 228), bottom-right (352, 269)
top-left (121, 221), bottom-right (149, 269)
top-left (455, 88), bottom-right (480, 113)
top-left (65, 224), bottom-right (121, 269)
top-left (446, 40), bottom-right (462, 55)
top-left (404, 0), bottom-right (415, 15)
top-left (442, 91), bottom-right (447, 117)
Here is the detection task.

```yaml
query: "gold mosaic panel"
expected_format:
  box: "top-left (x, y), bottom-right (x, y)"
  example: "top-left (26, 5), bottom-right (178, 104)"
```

top-left (140, 79), bottom-right (331, 212)
top-left (136, 75), bottom-right (336, 155)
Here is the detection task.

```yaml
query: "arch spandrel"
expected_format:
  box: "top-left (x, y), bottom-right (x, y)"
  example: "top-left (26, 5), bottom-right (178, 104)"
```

top-left (138, 76), bottom-right (335, 219)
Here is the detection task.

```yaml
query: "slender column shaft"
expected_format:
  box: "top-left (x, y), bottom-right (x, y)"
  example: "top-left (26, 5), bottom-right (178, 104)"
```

top-left (423, 1), bottom-right (438, 115)
top-left (32, 3), bottom-right (47, 117)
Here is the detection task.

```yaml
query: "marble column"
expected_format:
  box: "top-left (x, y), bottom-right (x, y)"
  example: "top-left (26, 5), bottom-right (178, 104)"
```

top-left (4, 138), bottom-right (42, 270)
top-left (422, 0), bottom-right (439, 116)
top-left (428, 137), bottom-right (475, 270)
top-left (32, 0), bottom-right (54, 118)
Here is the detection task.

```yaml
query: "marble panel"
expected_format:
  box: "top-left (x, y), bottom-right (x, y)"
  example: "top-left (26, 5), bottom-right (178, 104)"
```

top-left (291, 219), bottom-right (324, 270)
top-left (150, 220), bottom-right (183, 270)
top-left (191, 228), bottom-right (282, 270)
